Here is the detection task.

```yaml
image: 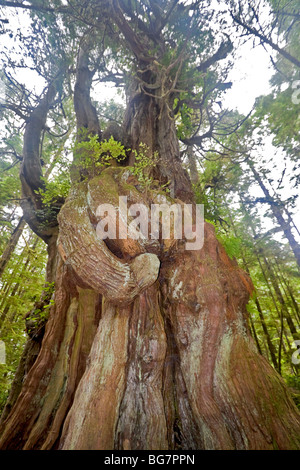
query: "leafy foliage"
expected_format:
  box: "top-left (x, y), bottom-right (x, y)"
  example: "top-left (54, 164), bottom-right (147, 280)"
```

top-left (74, 132), bottom-right (127, 178)
top-left (0, 233), bottom-right (48, 414)
top-left (130, 143), bottom-right (160, 191)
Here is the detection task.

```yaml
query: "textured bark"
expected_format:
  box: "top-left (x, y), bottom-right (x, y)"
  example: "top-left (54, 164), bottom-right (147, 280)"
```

top-left (57, 176), bottom-right (160, 305)
top-left (73, 40), bottom-right (101, 138)
top-left (1, 171), bottom-right (300, 449)
top-left (20, 79), bottom-right (62, 243)
top-left (123, 76), bottom-right (194, 203)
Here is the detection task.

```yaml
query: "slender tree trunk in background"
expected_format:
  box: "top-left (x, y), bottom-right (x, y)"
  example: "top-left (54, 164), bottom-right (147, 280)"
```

top-left (254, 297), bottom-right (279, 371)
top-left (8, 263), bottom-right (40, 324)
top-left (278, 305), bottom-right (285, 376)
top-left (0, 236), bottom-right (39, 330)
top-left (0, 217), bottom-right (26, 279)
top-left (0, 206), bottom-right (18, 240)
top-left (284, 284), bottom-right (300, 325)
top-left (273, 257), bottom-right (300, 326)
top-left (0, 249), bottom-right (29, 327)
top-left (239, 195), bottom-right (299, 342)
top-left (225, 200), bottom-right (279, 369)
top-left (261, 252), bottom-right (298, 341)
top-left (0, 234), bottom-right (57, 425)
top-left (284, 208), bottom-right (300, 238)
top-left (248, 160), bottom-right (300, 269)
top-left (248, 311), bottom-right (263, 356)
top-left (254, 252), bottom-right (292, 373)
top-left (0, 283), bottom-right (22, 331)
top-left (0, 265), bottom-right (34, 331)
top-left (0, 240), bottom-right (30, 311)
top-left (0, 281), bottom-right (14, 313)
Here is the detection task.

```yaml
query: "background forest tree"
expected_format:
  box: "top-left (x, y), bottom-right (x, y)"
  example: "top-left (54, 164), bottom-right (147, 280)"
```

top-left (0, 0), bottom-right (299, 450)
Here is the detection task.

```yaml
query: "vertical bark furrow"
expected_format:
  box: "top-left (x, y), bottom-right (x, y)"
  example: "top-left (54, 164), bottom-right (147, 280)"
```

top-left (40, 289), bottom-right (101, 450)
top-left (0, 260), bottom-right (101, 450)
top-left (60, 300), bottom-right (130, 450)
top-left (162, 310), bottom-right (205, 450)
top-left (115, 284), bottom-right (168, 450)
top-left (160, 222), bottom-right (300, 450)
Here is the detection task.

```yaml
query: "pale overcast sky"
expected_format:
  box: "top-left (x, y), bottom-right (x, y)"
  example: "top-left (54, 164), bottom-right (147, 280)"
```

top-left (223, 41), bottom-right (273, 114)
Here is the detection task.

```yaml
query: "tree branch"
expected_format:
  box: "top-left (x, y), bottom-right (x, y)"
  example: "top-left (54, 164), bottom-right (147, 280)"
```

top-left (20, 77), bottom-right (62, 241)
top-left (110, 0), bottom-right (153, 62)
top-left (197, 39), bottom-right (234, 73)
top-left (73, 35), bottom-right (101, 137)
top-left (231, 12), bottom-right (300, 69)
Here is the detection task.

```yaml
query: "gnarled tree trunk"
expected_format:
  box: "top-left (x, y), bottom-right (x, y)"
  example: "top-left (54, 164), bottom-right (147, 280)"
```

top-left (1, 163), bottom-right (300, 450)
top-left (0, 33), bottom-right (300, 451)
top-left (0, 179), bottom-right (299, 449)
